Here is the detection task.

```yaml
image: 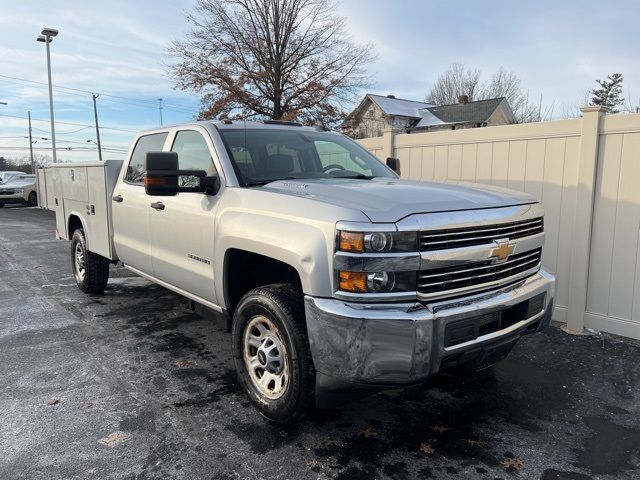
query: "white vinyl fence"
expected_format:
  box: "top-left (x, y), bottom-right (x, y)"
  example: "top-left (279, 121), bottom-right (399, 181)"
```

top-left (359, 107), bottom-right (640, 340)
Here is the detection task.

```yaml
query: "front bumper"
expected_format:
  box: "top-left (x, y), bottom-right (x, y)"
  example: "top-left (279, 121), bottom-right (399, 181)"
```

top-left (0, 193), bottom-right (27, 204)
top-left (305, 268), bottom-right (555, 394)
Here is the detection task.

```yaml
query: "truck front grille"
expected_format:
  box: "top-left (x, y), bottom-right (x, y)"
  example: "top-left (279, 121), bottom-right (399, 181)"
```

top-left (419, 217), bottom-right (543, 251)
top-left (418, 248), bottom-right (542, 295)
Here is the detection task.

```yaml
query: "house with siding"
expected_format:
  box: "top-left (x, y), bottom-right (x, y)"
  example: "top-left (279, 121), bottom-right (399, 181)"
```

top-left (342, 93), bottom-right (516, 139)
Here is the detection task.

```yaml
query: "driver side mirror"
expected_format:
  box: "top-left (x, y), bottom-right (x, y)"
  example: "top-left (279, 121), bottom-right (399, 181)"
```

top-left (144, 152), bottom-right (220, 196)
top-left (386, 157), bottom-right (400, 175)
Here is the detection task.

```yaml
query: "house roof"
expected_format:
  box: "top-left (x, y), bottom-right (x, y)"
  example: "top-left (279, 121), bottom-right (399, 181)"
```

top-left (414, 109), bottom-right (448, 128)
top-left (426, 97), bottom-right (507, 124)
top-left (367, 94), bottom-right (433, 118)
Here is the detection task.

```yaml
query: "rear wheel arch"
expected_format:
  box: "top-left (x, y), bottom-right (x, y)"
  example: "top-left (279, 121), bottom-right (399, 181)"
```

top-left (67, 214), bottom-right (87, 243)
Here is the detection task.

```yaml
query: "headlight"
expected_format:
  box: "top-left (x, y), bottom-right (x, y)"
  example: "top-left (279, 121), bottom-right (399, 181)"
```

top-left (15, 188), bottom-right (24, 194)
top-left (338, 230), bottom-right (417, 253)
top-left (338, 270), bottom-right (416, 293)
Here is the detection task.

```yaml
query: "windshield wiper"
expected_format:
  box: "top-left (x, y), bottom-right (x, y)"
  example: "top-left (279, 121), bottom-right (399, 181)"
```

top-left (330, 174), bottom-right (376, 180)
top-left (245, 177), bottom-right (297, 187)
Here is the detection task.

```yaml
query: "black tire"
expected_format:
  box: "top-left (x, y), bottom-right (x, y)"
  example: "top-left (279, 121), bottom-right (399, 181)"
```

top-left (232, 284), bottom-right (315, 424)
top-left (27, 191), bottom-right (37, 207)
top-left (0, 203), bottom-right (4, 208)
top-left (70, 229), bottom-right (110, 294)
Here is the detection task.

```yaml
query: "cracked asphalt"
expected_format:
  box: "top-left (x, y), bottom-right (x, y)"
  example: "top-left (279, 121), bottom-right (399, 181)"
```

top-left (1, 207), bottom-right (640, 480)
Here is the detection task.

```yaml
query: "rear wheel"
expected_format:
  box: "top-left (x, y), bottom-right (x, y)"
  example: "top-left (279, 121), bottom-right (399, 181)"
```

top-left (70, 229), bottom-right (110, 293)
top-left (27, 191), bottom-right (37, 207)
top-left (232, 284), bottom-right (315, 424)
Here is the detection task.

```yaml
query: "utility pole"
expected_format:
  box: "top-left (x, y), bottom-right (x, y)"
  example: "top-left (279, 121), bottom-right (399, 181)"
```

top-left (92, 93), bottom-right (103, 161)
top-left (28, 111), bottom-right (35, 173)
top-left (37, 28), bottom-right (59, 163)
top-left (158, 98), bottom-right (163, 126)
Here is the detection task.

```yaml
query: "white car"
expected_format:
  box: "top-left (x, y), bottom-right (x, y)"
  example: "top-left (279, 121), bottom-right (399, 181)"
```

top-left (0, 174), bottom-right (38, 207)
top-left (0, 171), bottom-right (25, 185)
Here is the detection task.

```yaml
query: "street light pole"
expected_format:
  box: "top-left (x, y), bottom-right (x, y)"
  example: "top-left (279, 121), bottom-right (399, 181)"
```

top-left (91, 93), bottom-right (103, 161)
top-left (158, 98), bottom-right (163, 126)
top-left (28, 111), bottom-right (35, 173)
top-left (37, 27), bottom-right (58, 163)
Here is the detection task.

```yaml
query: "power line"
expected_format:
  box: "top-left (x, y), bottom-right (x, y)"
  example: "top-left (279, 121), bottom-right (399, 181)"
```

top-left (0, 112), bottom-right (137, 133)
top-left (0, 74), bottom-right (197, 113)
top-left (0, 146), bottom-right (124, 151)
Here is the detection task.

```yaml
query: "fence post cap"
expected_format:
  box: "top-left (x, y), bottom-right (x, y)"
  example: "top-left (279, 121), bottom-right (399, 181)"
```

top-left (580, 105), bottom-right (608, 114)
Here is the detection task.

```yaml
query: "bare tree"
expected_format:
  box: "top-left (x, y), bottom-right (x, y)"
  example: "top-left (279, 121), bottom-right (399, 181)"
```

top-left (426, 63), bottom-right (547, 123)
top-left (426, 63), bottom-right (481, 106)
top-left (168, 0), bottom-right (375, 126)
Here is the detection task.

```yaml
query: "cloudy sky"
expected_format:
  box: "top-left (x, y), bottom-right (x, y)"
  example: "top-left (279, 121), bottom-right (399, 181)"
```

top-left (0, 0), bottom-right (638, 162)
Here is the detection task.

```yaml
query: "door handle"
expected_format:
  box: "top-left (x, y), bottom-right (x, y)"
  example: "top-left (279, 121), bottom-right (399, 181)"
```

top-left (112, 195), bottom-right (123, 203)
top-left (150, 201), bottom-right (165, 211)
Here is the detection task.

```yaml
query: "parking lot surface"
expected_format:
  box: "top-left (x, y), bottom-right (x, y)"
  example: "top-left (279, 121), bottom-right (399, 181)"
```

top-left (1, 207), bottom-right (639, 480)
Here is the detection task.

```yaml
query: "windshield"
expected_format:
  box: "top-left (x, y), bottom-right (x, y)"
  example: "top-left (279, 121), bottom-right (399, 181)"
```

top-left (0, 172), bottom-right (20, 184)
top-left (217, 128), bottom-right (395, 186)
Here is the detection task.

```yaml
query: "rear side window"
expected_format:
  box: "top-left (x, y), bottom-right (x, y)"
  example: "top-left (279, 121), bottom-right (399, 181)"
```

top-left (125, 132), bottom-right (168, 184)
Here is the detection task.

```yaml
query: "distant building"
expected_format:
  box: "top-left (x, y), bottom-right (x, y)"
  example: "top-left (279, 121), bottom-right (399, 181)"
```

top-left (342, 94), bottom-right (516, 139)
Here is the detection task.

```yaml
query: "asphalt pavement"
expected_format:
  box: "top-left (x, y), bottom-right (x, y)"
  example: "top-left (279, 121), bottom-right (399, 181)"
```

top-left (1, 206), bottom-right (639, 480)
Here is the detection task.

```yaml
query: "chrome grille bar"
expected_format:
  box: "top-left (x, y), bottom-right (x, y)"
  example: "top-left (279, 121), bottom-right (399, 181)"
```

top-left (418, 249), bottom-right (542, 294)
top-left (420, 217), bottom-right (543, 251)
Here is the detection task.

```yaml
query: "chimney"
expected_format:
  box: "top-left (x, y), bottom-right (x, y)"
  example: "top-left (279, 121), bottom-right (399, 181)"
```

top-left (386, 94), bottom-right (396, 99)
top-left (458, 95), bottom-right (469, 104)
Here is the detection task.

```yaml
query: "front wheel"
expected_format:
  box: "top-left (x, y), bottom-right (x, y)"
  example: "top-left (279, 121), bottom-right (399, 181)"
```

top-left (27, 191), bottom-right (38, 207)
top-left (70, 229), bottom-right (110, 294)
top-left (232, 284), bottom-right (315, 424)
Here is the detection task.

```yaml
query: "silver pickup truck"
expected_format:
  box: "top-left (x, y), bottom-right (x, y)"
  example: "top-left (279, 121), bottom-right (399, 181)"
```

top-left (51, 120), bottom-right (555, 423)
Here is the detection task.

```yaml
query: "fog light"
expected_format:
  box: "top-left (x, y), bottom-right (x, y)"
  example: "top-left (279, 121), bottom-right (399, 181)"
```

top-left (339, 271), bottom-right (367, 292)
top-left (366, 271), bottom-right (395, 292)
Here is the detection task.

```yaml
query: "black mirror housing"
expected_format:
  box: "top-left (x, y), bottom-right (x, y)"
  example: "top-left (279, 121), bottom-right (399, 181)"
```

top-left (145, 152), bottom-right (180, 196)
top-left (144, 151), bottom-right (215, 196)
top-left (386, 157), bottom-right (400, 175)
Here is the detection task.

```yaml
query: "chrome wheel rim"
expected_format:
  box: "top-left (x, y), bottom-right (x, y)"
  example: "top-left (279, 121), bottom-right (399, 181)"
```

top-left (243, 315), bottom-right (289, 400)
top-left (74, 243), bottom-right (86, 282)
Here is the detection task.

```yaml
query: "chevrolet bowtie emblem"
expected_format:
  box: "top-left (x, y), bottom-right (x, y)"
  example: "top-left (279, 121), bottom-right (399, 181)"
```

top-left (489, 239), bottom-right (515, 262)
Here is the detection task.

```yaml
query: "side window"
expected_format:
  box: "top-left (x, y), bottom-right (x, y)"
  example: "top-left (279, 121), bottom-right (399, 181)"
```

top-left (171, 130), bottom-right (216, 187)
top-left (125, 132), bottom-right (168, 184)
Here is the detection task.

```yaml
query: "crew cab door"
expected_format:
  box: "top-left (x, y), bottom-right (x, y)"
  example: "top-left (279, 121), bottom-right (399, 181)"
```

top-left (148, 128), bottom-right (220, 303)
top-left (112, 132), bottom-right (169, 274)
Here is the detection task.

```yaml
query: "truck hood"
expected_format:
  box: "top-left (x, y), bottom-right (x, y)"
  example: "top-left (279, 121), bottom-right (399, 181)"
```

top-left (260, 178), bottom-right (537, 223)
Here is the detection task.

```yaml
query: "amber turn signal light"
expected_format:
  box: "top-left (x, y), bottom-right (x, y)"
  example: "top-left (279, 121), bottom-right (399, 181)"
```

top-left (144, 176), bottom-right (166, 186)
top-left (338, 271), bottom-right (367, 293)
top-left (339, 231), bottom-right (364, 253)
